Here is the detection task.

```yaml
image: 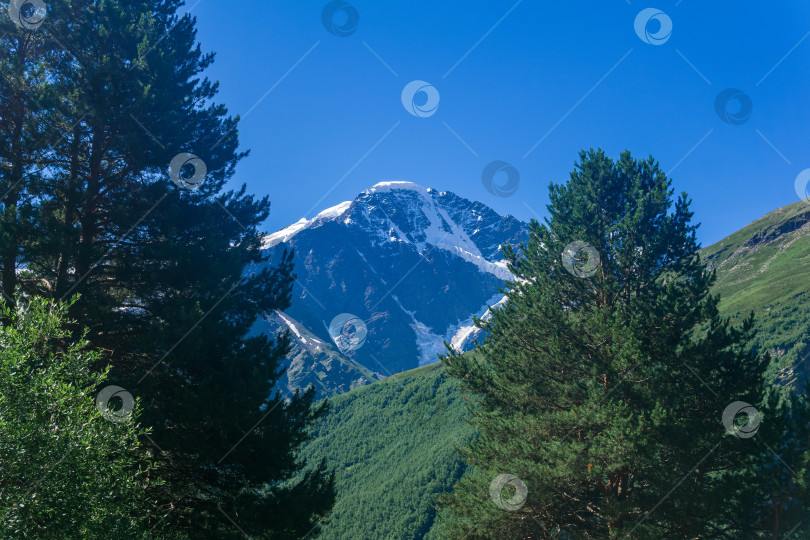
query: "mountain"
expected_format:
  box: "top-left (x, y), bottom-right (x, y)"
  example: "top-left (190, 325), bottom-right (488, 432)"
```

top-left (298, 200), bottom-right (810, 539)
top-left (701, 200), bottom-right (810, 385)
top-left (258, 181), bottom-right (528, 397)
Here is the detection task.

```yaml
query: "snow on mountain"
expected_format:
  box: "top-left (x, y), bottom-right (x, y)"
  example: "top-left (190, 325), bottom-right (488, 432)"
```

top-left (395, 289), bottom-right (507, 366)
top-left (360, 182), bottom-right (484, 256)
top-left (436, 244), bottom-right (512, 280)
top-left (262, 200), bottom-right (352, 249)
top-left (276, 311), bottom-right (307, 344)
top-left (366, 180), bottom-right (424, 192)
top-left (449, 293), bottom-right (509, 351)
top-left (258, 181), bottom-right (528, 397)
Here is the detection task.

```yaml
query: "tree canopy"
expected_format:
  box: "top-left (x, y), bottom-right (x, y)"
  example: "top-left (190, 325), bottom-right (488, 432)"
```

top-left (439, 149), bottom-right (807, 538)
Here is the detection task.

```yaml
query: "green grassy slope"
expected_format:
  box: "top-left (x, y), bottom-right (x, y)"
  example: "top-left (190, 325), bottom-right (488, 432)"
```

top-left (702, 200), bottom-right (810, 385)
top-left (302, 362), bottom-right (472, 539)
top-left (301, 201), bottom-right (810, 539)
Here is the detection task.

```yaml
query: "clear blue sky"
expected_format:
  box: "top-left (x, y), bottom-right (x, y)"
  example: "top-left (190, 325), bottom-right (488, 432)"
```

top-left (187, 1), bottom-right (810, 246)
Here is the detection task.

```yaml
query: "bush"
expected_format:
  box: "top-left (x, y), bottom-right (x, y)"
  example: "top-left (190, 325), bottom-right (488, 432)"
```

top-left (0, 297), bottom-right (157, 538)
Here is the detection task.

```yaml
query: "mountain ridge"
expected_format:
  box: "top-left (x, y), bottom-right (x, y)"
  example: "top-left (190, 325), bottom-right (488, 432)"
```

top-left (258, 181), bottom-right (528, 397)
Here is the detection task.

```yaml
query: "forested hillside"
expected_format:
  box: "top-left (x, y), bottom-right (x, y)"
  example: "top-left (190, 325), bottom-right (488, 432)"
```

top-left (302, 362), bottom-right (472, 539)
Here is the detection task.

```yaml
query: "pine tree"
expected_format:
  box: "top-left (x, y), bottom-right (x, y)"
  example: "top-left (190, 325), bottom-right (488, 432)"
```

top-left (735, 385), bottom-right (810, 537)
top-left (0, 8), bottom-right (55, 305)
top-left (439, 149), bottom-right (774, 538)
top-left (2, 1), bottom-right (334, 536)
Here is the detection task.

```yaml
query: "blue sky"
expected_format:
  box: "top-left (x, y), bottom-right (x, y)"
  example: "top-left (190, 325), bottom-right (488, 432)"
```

top-left (187, 1), bottom-right (810, 246)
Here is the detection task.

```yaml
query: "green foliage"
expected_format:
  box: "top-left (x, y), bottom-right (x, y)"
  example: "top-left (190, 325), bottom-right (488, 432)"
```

top-left (0, 1), bottom-right (335, 536)
top-left (300, 362), bottom-right (472, 539)
top-left (734, 386), bottom-right (810, 535)
top-left (438, 149), bottom-right (780, 538)
top-left (0, 297), bottom-right (155, 537)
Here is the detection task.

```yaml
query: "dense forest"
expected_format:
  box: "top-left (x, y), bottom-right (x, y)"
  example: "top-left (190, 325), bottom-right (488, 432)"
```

top-left (302, 362), bottom-right (470, 539)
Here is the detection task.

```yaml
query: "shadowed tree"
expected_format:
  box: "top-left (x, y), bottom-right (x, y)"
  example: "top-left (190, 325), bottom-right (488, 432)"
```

top-left (1, 1), bottom-right (334, 536)
top-left (0, 7), bottom-right (58, 306)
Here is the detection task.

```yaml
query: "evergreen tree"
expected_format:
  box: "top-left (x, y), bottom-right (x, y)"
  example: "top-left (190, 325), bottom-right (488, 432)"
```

top-left (735, 386), bottom-right (810, 537)
top-left (0, 297), bottom-right (155, 537)
top-left (439, 149), bottom-right (778, 538)
top-left (0, 6), bottom-right (55, 305)
top-left (1, 1), bottom-right (334, 536)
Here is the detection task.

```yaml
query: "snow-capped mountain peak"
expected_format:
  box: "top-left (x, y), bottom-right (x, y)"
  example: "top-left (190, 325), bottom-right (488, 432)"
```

top-left (259, 181), bottom-right (528, 397)
top-left (357, 181), bottom-right (483, 256)
top-left (365, 180), bottom-right (427, 193)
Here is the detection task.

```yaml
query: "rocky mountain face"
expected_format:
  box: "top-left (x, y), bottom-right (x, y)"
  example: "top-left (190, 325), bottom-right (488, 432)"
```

top-left (257, 182), bottom-right (528, 397)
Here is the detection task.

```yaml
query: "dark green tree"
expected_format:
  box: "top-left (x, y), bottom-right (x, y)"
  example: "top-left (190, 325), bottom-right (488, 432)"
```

top-left (438, 149), bottom-right (777, 538)
top-left (0, 7), bottom-right (56, 305)
top-left (734, 386), bottom-right (810, 538)
top-left (1, 0), bottom-right (334, 536)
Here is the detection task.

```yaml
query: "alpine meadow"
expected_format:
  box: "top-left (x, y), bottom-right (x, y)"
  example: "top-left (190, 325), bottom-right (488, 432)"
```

top-left (1, 2), bottom-right (809, 539)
